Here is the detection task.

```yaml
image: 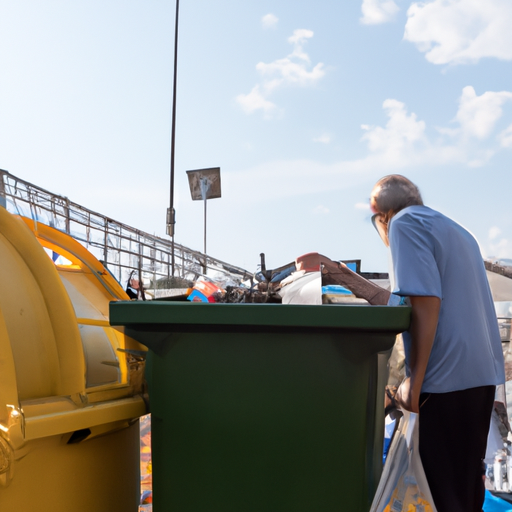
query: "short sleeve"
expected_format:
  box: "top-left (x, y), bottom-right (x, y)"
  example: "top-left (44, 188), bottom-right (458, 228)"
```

top-left (389, 212), bottom-right (442, 298)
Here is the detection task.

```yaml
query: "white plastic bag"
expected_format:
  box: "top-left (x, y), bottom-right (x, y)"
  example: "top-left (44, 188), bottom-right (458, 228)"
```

top-left (370, 410), bottom-right (437, 512)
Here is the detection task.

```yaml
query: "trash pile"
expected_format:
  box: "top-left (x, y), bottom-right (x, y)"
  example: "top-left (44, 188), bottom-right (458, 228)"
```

top-left (127, 252), bottom-right (392, 306)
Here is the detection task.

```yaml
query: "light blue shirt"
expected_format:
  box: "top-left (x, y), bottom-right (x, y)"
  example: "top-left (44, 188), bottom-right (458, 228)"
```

top-left (389, 205), bottom-right (505, 393)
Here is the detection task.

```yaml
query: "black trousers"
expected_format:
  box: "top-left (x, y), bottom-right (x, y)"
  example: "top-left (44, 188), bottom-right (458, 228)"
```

top-left (419, 385), bottom-right (495, 512)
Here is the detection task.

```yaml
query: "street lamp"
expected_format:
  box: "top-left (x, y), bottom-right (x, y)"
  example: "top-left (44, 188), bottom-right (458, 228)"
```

top-left (166, 0), bottom-right (180, 276)
top-left (186, 167), bottom-right (221, 273)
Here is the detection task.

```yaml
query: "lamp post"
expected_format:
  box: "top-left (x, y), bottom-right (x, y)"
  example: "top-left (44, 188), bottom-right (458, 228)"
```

top-left (186, 167), bottom-right (221, 273)
top-left (166, 0), bottom-right (180, 276)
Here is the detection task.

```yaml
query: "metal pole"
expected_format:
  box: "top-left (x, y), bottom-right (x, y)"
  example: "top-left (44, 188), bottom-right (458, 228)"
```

top-left (203, 195), bottom-right (207, 273)
top-left (167, 0), bottom-right (180, 276)
top-left (0, 170), bottom-right (6, 208)
top-left (65, 198), bottom-right (70, 234)
top-left (103, 219), bottom-right (108, 264)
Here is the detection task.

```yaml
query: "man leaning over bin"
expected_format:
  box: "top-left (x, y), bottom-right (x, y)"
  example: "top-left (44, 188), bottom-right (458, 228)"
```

top-left (369, 174), bottom-right (505, 512)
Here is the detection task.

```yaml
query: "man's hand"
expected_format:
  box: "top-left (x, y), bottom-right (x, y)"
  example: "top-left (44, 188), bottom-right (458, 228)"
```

top-left (395, 377), bottom-right (419, 413)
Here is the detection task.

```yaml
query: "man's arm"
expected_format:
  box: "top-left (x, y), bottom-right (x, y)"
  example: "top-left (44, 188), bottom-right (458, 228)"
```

top-left (396, 295), bottom-right (441, 413)
top-left (319, 259), bottom-right (391, 305)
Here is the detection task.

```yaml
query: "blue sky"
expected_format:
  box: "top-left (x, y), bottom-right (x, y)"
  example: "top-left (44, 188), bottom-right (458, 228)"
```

top-left (1, 0), bottom-right (511, 273)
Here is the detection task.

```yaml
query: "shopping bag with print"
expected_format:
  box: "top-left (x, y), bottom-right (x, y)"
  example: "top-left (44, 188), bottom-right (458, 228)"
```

top-left (370, 410), bottom-right (437, 512)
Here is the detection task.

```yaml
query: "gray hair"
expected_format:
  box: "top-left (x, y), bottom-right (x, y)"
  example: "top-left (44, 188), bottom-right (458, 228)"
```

top-left (371, 175), bottom-right (423, 217)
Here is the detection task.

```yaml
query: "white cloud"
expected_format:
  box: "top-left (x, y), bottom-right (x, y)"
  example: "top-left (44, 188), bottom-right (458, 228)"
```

top-left (313, 134), bottom-right (332, 144)
top-left (361, 0), bottom-right (399, 25)
top-left (499, 124), bottom-right (512, 148)
top-left (486, 234), bottom-right (512, 260)
top-left (256, 30), bottom-right (324, 90)
top-left (355, 202), bottom-right (371, 210)
top-left (261, 13), bottom-right (278, 30)
top-left (435, 87), bottom-right (512, 165)
top-left (489, 226), bottom-right (502, 240)
top-left (312, 205), bottom-right (330, 215)
top-left (236, 29), bottom-right (325, 117)
top-left (455, 86), bottom-right (512, 139)
top-left (360, 87), bottom-right (512, 169)
top-left (227, 101), bottom-right (431, 202)
top-left (225, 159), bottom-right (366, 202)
top-left (235, 85), bottom-right (277, 118)
top-left (230, 87), bottom-right (512, 202)
top-left (288, 29), bottom-right (315, 57)
top-left (361, 99), bottom-right (427, 163)
top-left (256, 59), bottom-right (324, 92)
top-left (404, 0), bottom-right (512, 65)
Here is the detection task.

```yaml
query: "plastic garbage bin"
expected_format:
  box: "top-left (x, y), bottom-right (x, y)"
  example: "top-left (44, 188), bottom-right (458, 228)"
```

top-left (0, 209), bottom-right (147, 512)
top-left (110, 301), bottom-right (410, 512)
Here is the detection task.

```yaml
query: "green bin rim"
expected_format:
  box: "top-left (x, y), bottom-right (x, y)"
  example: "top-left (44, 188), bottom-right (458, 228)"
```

top-left (110, 301), bottom-right (410, 332)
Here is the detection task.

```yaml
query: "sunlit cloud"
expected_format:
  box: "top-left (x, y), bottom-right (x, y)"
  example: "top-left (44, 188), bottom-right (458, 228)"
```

top-left (499, 124), bottom-right (512, 148)
top-left (359, 87), bottom-right (512, 167)
top-left (485, 229), bottom-right (512, 260)
top-left (313, 134), bottom-right (332, 144)
top-left (404, 0), bottom-right (512, 65)
top-left (261, 13), bottom-right (278, 30)
top-left (236, 29), bottom-right (325, 117)
top-left (235, 85), bottom-right (277, 118)
top-left (229, 85), bottom-right (512, 202)
top-left (312, 205), bottom-right (330, 215)
top-left (489, 226), bottom-right (502, 240)
top-left (455, 86), bottom-right (512, 139)
top-left (361, 99), bottom-right (427, 164)
top-left (288, 29), bottom-right (315, 57)
top-left (434, 86), bottom-right (512, 165)
top-left (361, 0), bottom-right (399, 25)
top-left (256, 30), bottom-right (324, 90)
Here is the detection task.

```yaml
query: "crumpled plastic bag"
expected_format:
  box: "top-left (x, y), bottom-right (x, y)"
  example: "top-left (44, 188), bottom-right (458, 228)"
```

top-left (383, 473), bottom-right (434, 512)
top-left (371, 411), bottom-right (437, 512)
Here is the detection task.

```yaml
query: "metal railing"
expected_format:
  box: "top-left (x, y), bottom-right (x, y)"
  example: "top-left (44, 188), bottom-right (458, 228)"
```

top-left (0, 170), bottom-right (251, 297)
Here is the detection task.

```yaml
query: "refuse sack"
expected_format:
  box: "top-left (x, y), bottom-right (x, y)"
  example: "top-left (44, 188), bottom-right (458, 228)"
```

top-left (370, 410), bottom-right (437, 512)
top-left (278, 270), bottom-right (322, 304)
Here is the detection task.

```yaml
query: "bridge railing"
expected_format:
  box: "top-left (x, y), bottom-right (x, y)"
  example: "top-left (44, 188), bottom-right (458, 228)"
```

top-left (0, 170), bottom-right (251, 297)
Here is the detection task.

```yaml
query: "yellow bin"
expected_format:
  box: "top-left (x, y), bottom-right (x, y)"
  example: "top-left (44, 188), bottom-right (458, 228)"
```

top-left (0, 208), bottom-right (147, 511)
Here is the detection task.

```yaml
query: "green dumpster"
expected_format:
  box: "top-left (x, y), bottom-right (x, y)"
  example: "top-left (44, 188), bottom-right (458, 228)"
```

top-left (110, 302), bottom-right (410, 512)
